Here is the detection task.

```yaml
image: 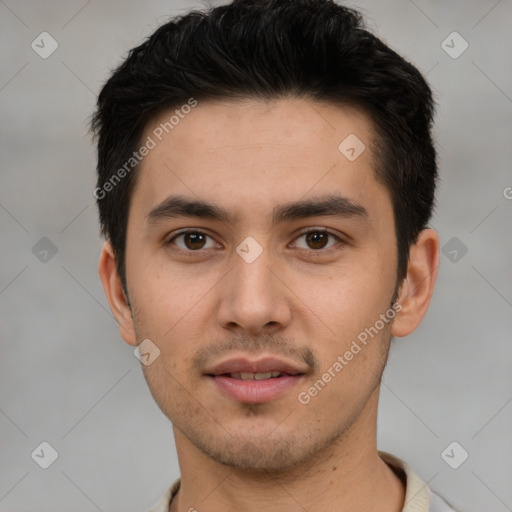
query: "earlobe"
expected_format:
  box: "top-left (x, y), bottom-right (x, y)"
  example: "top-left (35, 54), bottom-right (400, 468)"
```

top-left (98, 241), bottom-right (138, 346)
top-left (391, 228), bottom-right (440, 338)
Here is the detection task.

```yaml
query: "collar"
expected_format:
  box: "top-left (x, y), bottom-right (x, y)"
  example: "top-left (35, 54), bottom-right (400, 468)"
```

top-left (149, 451), bottom-right (439, 512)
top-left (379, 451), bottom-right (430, 511)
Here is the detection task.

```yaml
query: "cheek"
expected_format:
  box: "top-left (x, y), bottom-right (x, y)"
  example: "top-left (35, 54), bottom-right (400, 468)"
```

top-left (299, 262), bottom-right (394, 337)
top-left (127, 253), bottom-right (206, 331)
top-left (292, 258), bottom-right (395, 396)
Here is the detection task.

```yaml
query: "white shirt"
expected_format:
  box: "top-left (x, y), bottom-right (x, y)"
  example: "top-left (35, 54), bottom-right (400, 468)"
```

top-left (148, 451), bottom-right (457, 512)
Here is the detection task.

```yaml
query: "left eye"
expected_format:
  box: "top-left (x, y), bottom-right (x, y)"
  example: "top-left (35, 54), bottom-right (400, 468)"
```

top-left (169, 231), bottom-right (219, 251)
top-left (293, 230), bottom-right (340, 250)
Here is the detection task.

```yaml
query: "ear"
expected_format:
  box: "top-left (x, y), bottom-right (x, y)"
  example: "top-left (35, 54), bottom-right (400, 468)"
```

top-left (98, 241), bottom-right (138, 346)
top-left (392, 228), bottom-right (440, 338)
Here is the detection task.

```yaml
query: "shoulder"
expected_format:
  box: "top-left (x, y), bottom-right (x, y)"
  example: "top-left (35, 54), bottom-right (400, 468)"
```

top-left (147, 478), bottom-right (181, 512)
top-left (378, 451), bottom-right (459, 512)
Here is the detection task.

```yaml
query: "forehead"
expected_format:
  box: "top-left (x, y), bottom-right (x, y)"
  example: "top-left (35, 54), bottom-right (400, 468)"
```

top-left (142, 97), bottom-right (374, 164)
top-left (132, 97), bottom-right (390, 223)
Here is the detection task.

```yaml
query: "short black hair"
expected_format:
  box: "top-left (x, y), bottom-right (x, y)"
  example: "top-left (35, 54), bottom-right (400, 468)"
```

top-left (92, 0), bottom-right (437, 292)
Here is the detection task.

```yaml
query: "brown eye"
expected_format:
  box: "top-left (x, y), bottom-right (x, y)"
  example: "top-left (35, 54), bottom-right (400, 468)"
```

top-left (169, 231), bottom-right (218, 251)
top-left (305, 231), bottom-right (329, 249)
top-left (293, 230), bottom-right (341, 251)
top-left (183, 232), bottom-right (207, 250)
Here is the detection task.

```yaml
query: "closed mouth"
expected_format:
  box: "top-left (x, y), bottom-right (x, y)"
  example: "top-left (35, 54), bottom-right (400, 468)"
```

top-left (218, 371), bottom-right (303, 380)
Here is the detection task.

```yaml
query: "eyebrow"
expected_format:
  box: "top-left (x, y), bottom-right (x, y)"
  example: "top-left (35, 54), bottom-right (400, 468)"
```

top-left (146, 194), bottom-right (369, 227)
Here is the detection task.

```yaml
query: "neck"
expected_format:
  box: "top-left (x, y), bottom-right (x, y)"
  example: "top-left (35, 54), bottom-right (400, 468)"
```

top-left (170, 389), bottom-right (405, 512)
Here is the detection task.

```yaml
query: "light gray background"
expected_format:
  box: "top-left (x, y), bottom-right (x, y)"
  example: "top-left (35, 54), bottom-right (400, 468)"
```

top-left (1, 0), bottom-right (511, 511)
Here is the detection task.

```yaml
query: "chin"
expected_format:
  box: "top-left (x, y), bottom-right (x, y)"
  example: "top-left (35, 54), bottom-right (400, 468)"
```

top-left (209, 440), bottom-right (307, 472)
top-left (187, 424), bottom-right (339, 474)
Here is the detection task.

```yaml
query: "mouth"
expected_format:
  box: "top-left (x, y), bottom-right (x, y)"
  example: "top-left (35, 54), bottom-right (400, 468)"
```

top-left (205, 357), bottom-right (307, 404)
top-left (226, 371), bottom-right (293, 380)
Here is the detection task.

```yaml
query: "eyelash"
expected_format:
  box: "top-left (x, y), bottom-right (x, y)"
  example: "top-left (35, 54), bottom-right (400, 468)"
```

top-left (165, 228), bottom-right (344, 254)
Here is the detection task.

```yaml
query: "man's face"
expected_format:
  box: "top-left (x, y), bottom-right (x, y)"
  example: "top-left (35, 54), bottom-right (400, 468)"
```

top-left (124, 98), bottom-right (400, 470)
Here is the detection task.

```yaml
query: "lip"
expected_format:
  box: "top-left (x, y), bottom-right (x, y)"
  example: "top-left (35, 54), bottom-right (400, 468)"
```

top-left (205, 356), bottom-right (308, 376)
top-left (208, 374), bottom-right (305, 403)
top-left (205, 356), bottom-right (308, 404)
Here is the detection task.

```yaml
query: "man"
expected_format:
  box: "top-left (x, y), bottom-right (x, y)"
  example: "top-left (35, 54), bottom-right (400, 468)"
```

top-left (93, 1), bottom-right (456, 510)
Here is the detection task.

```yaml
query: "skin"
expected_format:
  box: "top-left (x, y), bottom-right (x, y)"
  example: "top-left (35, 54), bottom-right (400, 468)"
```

top-left (99, 98), bottom-right (439, 512)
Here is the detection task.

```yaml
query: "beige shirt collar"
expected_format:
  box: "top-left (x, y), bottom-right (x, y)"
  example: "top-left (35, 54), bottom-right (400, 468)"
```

top-left (148, 451), bottom-right (451, 512)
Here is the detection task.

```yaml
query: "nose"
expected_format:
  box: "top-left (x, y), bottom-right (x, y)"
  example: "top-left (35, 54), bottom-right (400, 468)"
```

top-left (216, 247), bottom-right (292, 336)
